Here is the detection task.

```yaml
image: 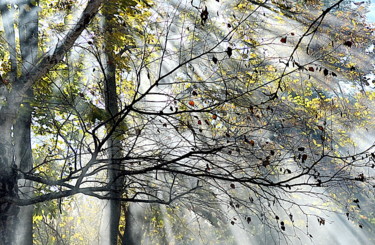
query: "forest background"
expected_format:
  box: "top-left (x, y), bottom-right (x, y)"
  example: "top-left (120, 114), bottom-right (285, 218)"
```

top-left (1, 0), bottom-right (375, 244)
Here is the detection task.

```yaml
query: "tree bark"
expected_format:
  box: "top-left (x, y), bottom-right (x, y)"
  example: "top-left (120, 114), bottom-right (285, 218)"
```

top-left (13, 1), bottom-right (39, 243)
top-left (103, 10), bottom-right (124, 245)
top-left (122, 204), bottom-right (142, 245)
top-left (13, 98), bottom-right (33, 245)
top-left (0, 116), bottom-right (20, 245)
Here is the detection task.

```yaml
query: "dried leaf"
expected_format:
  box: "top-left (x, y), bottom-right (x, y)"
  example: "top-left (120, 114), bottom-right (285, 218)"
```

top-left (200, 6), bottom-right (209, 25)
top-left (262, 159), bottom-right (270, 167)
top-left (247, 217), bottom-right (251, 224)
top-left (344, 40), bottom-right (353, 47)
top-left (318, 217), bottom-right (325, 225)
top-left (226, 47), bottom-right (233, 57)
top-left (301, 154), bottom-right (308, 163)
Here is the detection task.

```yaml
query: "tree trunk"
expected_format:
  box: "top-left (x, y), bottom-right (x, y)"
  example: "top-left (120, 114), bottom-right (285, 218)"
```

top-left (122, 204), bottom-right (142, 245)
top-left (13, 99), bottom-right (33, 245)
top-left (105, 56), bottom-right (122, 245)
top-left (103, 10), bottom-right (124, 245)
top-left (13, 1), bottom-right (39, 244)
top-left (0, 113), bottom-right (21, 245)
top-left (0, 1), bottom-right (36, 244)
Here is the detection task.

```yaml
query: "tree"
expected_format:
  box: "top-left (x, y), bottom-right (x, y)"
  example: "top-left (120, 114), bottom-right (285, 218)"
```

top-left (0, 0), bottom-right (103, 244)
top-left (1, 0), bottom-right (375, 244)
